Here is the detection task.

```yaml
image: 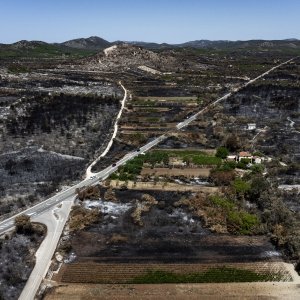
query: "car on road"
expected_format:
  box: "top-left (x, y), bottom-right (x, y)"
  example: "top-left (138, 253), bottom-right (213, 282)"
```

top-left (90, 175), bottom-right (96, 179)
top-left (137, 148), bottom-right (140, 152)
top-left (112, 163), bottom-right (116, 167)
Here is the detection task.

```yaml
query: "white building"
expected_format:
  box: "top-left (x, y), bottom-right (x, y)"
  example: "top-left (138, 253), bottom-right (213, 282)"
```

top-left (247, 123), bottom-right (256, 130)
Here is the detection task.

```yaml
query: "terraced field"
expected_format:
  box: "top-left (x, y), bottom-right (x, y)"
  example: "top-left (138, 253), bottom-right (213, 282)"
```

top-left (57, 262), bottom-right (292, 284)
top-left (118, 96), bottom-right (199, 146)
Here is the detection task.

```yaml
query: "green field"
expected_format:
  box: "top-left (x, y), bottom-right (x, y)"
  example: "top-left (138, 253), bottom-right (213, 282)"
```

top-left (129, 267), bottom-right (284, 284)
top-left (110, 150), bottom-right (221, 181)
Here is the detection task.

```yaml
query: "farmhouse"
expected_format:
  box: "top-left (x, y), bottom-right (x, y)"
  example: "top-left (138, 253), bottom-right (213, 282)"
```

top-left (238, 151), bottom-right (253, 162)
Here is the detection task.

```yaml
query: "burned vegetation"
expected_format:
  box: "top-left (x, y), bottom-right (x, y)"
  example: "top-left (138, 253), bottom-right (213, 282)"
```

top-left (0, 66), bottom-right (123, 217)
top-left (0, 40), bottom-right (300, 297)
top-left (0, 215), bottom-right (45, 300)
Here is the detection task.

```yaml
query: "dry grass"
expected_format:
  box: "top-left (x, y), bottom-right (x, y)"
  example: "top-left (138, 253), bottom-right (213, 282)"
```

top-left (68, 206), bottom-right (100, 232)
top-left (109, 180), bottom-right (219, 193)
top-left (131, 194), bottom-right (158, 226)
top-left (109, 234), bottom-right (128, 244)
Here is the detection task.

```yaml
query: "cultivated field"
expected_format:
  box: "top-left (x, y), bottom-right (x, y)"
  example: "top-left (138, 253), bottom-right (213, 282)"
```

top-left (56, 262), bottom-right (292, 284)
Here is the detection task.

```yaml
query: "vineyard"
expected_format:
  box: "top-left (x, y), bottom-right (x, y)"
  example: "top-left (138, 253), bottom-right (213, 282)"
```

top-left (58, 262), bottom-right (292, 284)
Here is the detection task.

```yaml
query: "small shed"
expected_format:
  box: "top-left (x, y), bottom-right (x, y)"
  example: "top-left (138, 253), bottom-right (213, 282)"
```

top-left (247, 123), bottom-right (256, 130)
top-left (227, 155), bottom-right (237, 161)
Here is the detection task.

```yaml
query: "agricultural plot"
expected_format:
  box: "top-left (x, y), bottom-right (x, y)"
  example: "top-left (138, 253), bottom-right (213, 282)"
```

top-left (58, 262), bottom-right (291, 284)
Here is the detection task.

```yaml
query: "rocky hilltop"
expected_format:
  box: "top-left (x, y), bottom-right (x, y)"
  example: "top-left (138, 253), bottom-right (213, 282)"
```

top-left (82, 43), bottom-right (204, 72)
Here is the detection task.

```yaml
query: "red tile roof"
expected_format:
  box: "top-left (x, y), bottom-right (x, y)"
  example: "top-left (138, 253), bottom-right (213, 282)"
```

top-left (239, 151), bottom-right (252, 157)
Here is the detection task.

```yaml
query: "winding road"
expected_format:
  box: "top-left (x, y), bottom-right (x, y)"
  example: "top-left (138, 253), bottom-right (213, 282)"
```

top-left (86, 81), bottom-right (128, 178)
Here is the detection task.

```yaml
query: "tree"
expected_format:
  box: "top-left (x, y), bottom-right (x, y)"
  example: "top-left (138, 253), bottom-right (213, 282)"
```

top-left (15, 214), bottom-right (33, 235)
top-left (233, 178), bottom-right (251, 194)
top-left (248, 176), bottom-right (269, 204)
top-left (216, 147), bottom-right (229, 159)
top-left (251, 164), bottom-right (264, 174)
top-left (225, 134), bottom-right (240, 152)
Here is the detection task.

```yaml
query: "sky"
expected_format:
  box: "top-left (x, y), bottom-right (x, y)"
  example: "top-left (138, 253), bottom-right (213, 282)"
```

top-left (1, 0), bottom-right (299, 44)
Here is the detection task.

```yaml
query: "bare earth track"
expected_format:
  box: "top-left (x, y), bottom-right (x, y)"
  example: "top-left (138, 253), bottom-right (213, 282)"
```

top-left (45, 281), bottom-right (300, 300)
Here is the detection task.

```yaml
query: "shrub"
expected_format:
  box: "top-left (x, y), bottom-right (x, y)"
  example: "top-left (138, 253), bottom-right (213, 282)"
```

top-left (210, 169), bottom-right (235, 185)
top-left (233, 178), bottom-right (251, 194)
top-left (210, 195), bottom-right (235, 210)
top-left (251, 164), bottom-right (264, 174)
top-left (223, 161), bottom-right (237, 170)
top-left (209, 194), bottom-right (259, 234)
top-left (14, 214), bottom-right (33, 235)
top-left (216, 147), bottom-right (229, 159)
top-left (236, 161), bottom-right (248, 169)
top-left (227, 211), bottom-right (259, 234)
top-left (225, 134), bottom-right (240, 152)
top-left (248, 176), bottom-right (270, 203)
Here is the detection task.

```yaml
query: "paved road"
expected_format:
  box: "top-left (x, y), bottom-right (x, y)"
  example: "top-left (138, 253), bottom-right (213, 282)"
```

top-left (18, 197), bottom-right (74, 300)
top-left (0, 57), bottom-right (296, 237)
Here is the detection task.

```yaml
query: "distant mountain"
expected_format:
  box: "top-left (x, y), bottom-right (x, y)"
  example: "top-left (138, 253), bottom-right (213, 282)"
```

top-left (1, 37), bottom-right (299, 60)
top-left (284, 38), bottom-right (299, 42)
top-left (124, 41), bottom-right (172, 50)
top-left (176, 40), bottom-right (232, 48)
top-left (0, 39), bottom-right (98, 59)
top-left (11, 40), bottom-right (49, 49)
top-left (125, 39), bottom-right (300, 52)
top-left (60, 36), bottom-right (111, 50)
top-left (123, 39), bottom-right (233, 49)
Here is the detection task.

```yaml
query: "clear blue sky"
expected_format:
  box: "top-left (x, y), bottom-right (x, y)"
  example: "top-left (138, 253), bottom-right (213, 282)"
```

top-left (1, 0), bottom-right (299, 44)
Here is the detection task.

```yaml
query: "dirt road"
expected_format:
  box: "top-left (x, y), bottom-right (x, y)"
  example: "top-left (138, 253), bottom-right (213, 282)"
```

top-left (45, 281), bottom-right (300, 300)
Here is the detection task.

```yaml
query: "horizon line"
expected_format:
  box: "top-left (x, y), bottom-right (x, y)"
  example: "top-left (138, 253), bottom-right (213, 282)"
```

top-left (1, 36), bottom-right (299, 45)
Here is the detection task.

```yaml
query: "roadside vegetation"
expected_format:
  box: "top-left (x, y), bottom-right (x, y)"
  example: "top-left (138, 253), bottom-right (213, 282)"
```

top-left (68, 205), bottom-right (101, 232)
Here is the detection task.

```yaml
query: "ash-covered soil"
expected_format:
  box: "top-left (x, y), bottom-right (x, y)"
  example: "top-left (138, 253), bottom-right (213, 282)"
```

top-left (0, 146), bottom-right (87, 218)
top-left (69, 189), bottom-right (281, 264)
top-left (0, 68), bottom-right (123, 216)
top-left (0, 228), bottom-right (45, 300)
top-left (91, 139), bottom-right (136, 172)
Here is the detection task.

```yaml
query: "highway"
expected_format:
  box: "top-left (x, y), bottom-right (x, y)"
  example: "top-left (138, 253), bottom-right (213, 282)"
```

top-left (0, 57), bottom-right (296, 237)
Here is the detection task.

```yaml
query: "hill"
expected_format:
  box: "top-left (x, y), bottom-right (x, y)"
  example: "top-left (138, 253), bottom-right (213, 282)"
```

top-left (0, 40), bottom-right (97, 59)
top-left (60, 36), bottom-right (111, 50)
